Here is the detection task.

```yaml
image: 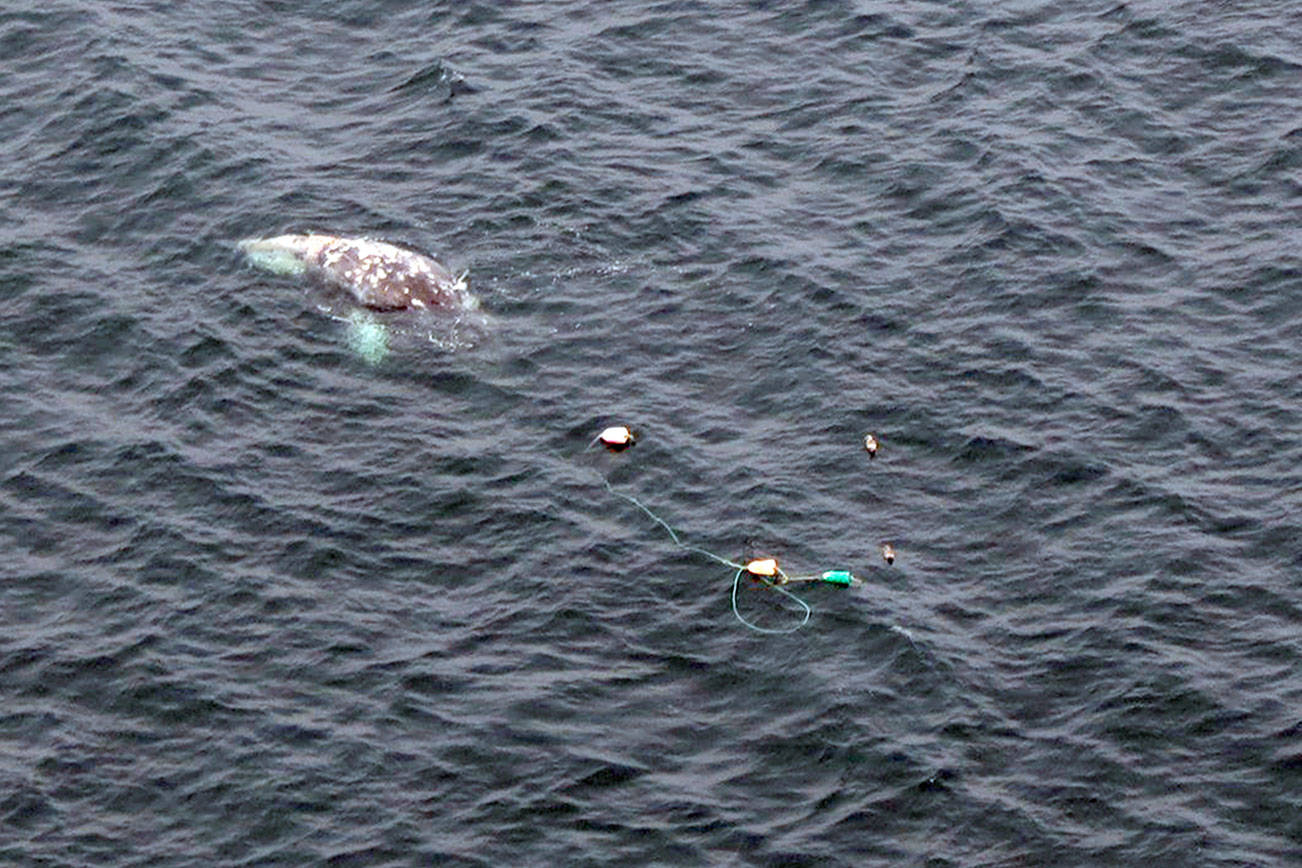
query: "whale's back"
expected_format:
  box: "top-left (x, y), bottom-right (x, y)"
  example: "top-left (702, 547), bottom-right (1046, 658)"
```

top-left (311, 237), bottom-right (471, 311)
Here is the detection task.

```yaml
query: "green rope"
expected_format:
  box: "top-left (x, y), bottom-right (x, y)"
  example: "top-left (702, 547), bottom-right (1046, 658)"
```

top-left (598, 475), bottom-right (849, 633)
top-left (600, 478), bottom-right (743, 570)
top-left (731, 568), bottom-right (811, 634)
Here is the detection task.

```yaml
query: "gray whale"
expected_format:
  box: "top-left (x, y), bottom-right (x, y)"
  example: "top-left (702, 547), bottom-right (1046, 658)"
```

top-left (239, 233), bottom-right (475, 312)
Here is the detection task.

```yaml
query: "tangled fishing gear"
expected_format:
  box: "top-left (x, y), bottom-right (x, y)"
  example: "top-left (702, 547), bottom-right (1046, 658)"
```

top-left (591, 426), bottom-right (876, 634)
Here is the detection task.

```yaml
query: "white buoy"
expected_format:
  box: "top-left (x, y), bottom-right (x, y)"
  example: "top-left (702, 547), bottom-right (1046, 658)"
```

top-left (597, 425), bottom-right (636, 451)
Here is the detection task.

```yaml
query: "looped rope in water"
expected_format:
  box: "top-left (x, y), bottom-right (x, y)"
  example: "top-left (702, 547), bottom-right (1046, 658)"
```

top-left (730, 568), bottom-right (811, 634)
top-left (598, 475), bottom-right (844, 633)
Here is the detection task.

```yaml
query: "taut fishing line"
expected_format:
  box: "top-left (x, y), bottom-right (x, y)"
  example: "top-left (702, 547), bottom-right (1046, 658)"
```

top-left (586, 426), bottom-right (867, 634)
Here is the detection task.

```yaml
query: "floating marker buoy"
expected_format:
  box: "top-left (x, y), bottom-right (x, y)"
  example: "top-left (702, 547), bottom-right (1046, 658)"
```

top-left (881, 543), bottom-right (896, 565)
top-left (863, 433), bottom-right (879, 457)
top-left (821, 569), bottom-right (857, 586)
top-left (597, 425), bottom-right (636, 451)
top-left (746, 558), bottom-right (780, 578)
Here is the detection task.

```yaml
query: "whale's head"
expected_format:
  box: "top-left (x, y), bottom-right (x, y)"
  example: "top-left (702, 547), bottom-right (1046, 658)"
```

top-left (238, 234), bottom-right (333, 276)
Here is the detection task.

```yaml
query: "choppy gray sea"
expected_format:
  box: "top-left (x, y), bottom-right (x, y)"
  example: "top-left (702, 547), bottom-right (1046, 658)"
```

top-left (1, 1), bottom-right (1300, 864)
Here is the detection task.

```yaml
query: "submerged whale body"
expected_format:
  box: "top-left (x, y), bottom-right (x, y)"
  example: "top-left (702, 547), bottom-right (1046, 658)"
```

top-left (239, 233), bottom-right (475, 312)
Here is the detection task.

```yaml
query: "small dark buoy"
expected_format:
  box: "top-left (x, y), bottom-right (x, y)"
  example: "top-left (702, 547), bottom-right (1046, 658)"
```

top-left (598, 425), bottom-right (636, 451)
top-left (881, 543), bottom-right (896, 565)
top-left (863, 433), bottom-right (879, 457)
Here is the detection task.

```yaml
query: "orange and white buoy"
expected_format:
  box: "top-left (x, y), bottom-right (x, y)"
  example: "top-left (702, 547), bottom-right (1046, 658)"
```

top-left (863, 433), bottom-right (879, 457)
top-left (881, 543), bottom-right (896, 565)
top-left (597, 425), bottom-right (636, 451)
top-left (745, 558), bottom-right (780, 579)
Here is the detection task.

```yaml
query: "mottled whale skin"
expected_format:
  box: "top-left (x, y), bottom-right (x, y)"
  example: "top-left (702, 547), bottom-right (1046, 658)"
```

top-left (239, 233), bottom-right (475, 312)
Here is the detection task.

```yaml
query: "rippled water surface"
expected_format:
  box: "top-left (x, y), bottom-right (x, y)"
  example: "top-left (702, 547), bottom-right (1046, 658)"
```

top-left (2, 1), bottom-right (1300, 864)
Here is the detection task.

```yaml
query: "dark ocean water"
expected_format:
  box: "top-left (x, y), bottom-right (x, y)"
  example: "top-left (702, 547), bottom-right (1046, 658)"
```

top-left (1, 1), bottom-right (1300, 864)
